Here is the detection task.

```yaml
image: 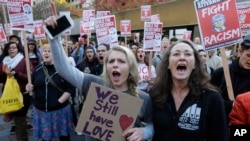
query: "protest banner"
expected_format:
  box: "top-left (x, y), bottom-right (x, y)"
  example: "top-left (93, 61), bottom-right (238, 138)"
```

top-left (194, 0), bottom-right (242, 51)
top-left (95, 15), bottom-right (118, 47)
top-left (151, 14), bottom-right (160, 23)
top-left (82, 9), bottom-right (95, 30)
top-left (237, 1), bottom-right (250, 36)
top-left (120, 20), bottom-right (131, 37)
top-left (33, 20), bottom-right (46, 40)
top-left (183, 30), bottom-right (192, 40)
top-left (7, 0), bottom-right (34, 31)
top-left (76, 83), bottom-right (143, 141)
top-left (96, 11), bottom-right (111, 18)
top-left (0, 24), bottom-right (7, 44)
top-left (141, 5), bottom-right (151, 21)
top-left (143, 22), bottom-right (163, 51)
top-left (80, 21), bottom-right (91, 36)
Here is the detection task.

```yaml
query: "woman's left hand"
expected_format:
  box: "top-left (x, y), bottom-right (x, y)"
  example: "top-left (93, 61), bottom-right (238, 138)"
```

top-left (122, 128), bottom-right (144, 141)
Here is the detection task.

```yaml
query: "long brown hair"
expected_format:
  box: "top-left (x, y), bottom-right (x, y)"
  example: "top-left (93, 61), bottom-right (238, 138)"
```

top-left (151, 39), bottom-right (219, 109)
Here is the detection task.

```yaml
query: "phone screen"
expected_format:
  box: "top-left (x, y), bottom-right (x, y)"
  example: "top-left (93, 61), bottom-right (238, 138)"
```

top-left (46, 15), bottom-right (71, 37)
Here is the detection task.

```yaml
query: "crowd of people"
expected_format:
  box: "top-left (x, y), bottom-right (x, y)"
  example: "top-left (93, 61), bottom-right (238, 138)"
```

top-left (0, 15), bottom-right (250, 141)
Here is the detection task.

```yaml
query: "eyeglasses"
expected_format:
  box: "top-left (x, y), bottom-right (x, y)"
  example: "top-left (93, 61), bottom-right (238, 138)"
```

top-left (8, 46), bottom-right (17, 50)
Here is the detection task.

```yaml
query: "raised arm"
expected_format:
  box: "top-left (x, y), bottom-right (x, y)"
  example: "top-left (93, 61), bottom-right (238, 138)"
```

top-left (49, 37), bottom-right (84, 90)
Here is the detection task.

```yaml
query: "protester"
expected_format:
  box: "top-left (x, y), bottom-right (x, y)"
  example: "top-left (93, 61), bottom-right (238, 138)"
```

top-left (77, 46), bottom-right (100, 75)
top-left (150, 39), bottom-right (228, 141)
top-left (27, 39), bottom-right (42, 68)
top-left (95, 43), bottom-right (110, 75)
top-left (206, 49), bottom-right (223, 70)
top-left (44, 15), bottom-right (153, 141)
top-left (71, 35), bottom-right (87, 66)
top-left (152, 36), bottom-right (170, 72)
top-left (211, 34), bottom-right (250, 120)
top-left (0, 42), bottom-right (32, 141)
top-left (26, 44), bottom-right (75, 141)
top-left (230, 91), bottom-right (250, 125)
top-left (136, 47), bottom-right (156, 92)
top-left (198, 49), bottom-right (214, 76)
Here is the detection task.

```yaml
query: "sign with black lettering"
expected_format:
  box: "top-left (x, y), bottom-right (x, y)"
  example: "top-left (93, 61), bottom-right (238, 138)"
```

top-left (75, 83), bottom-right (143, 141)
top-left (194, 0), bottom-right (242, 50)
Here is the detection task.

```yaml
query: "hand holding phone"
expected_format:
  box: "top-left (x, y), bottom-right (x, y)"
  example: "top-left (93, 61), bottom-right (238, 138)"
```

top-left (44, 14), bottom-right (74, 39)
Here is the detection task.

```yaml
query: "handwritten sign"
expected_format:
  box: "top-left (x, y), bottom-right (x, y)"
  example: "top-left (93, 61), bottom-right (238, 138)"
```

top-left (76, 83), bottom-right (143, 141)
top-left (194, 0), bottom-right (242, 50)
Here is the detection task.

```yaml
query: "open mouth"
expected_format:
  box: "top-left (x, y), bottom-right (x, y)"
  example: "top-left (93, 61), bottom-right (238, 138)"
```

top-left (99, 56), bottom-right (104, 60)
top-left (112, 71), bottom-right (121, 82)
top-left (177, 64), bottom-right (187, 72)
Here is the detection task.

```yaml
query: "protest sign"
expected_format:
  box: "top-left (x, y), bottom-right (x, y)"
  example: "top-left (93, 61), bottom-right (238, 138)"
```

top-left (80, 21), bottom-right (91, 37)
top-left (141, 5), bottom-right (151, 21)
top-left (151, 14), bottom-right (160, 22)
top-left (237, 1), bottom-right (250, 36)
top-left (194, 0), bottom-right (242, 50)
top-left (143, 22), bottom-right (163, 51)
top-left (0, 0), bottom-right (7, 5)
top-left (95, 15), bottom-right (118, 47)
top-left (82, 9), bottom-right (95, 30)
top-left (7, 0), bottom-right (34, 31)
top-left (33, 20), bottom-right (46, 40)
top-left (183, 30), bottom-right (192, 40)
top-left (120, 20), bottom-right (131, 37)
top-left (76, 83), bottom-right (143, 141)
top-left (96, 11), bottom-right (111, 18)
top-left (0, 24), bottom-right (7, 44)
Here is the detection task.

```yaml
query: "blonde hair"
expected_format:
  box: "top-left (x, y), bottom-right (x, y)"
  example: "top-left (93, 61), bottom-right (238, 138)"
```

top-left (41, 44), bottom-right (50, 51)
top-left (102, 45), bottom-right (139, 97)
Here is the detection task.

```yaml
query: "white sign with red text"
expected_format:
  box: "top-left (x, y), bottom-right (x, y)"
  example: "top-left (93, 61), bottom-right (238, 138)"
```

top-left (120, 20), bottom-right (131, 37)
top-left (7, 0), bottom-right (34, 31)
top-left (33, 20), bottom-right (46, 40)
top-left (95, 15), bottom-right (118, 47)
top-left (151, 14), bottom-right (160, 22)
top-left (183, 30), bottom-right (192, 40)
top-left (141, 5), bottom-right (151, 21)
top-left (143, 22), bottom-right (163, 51)
top-left (0, 0), bottom-right (7, 5)
top-left (0, 24), bottom-right (7, 44)
top-left (82, 10), bottom-right (95, 30)
top-left (80, 21), bottom-right (91, 37)
top-left (96, 11), bottom-right (111, 18)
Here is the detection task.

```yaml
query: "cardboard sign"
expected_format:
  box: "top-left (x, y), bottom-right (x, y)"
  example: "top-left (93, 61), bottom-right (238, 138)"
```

top-left (33, 20), bottom-right (46, 40)
top-left (82, 9), bottom-right (95, 30)
top-left (194, 0), bottom-right (242, 50)
top-left (95, 15), bottom-right (118, 47)
top-left (183, 30), bottom-right (192, 40)
top-left (141, 5), bottom-right (151, 21)
top-left (237, 1), bottom-right (250, 36)
top-left (0, 24), bottom-right (7, 44)
top-left (143, 22), bottom-right (163, 51)
top-left (7, 0), bottom-right (34, 31)
top-left (76, 83), bottom-right (143, 141)
top-left (120, 20), bottom-right (131, 37)
top-left (96, 11), bottom-right (111, 18)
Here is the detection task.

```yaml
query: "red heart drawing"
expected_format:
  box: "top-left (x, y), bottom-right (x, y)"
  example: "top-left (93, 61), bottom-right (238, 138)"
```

top-left (119, 115), bottom-right (134, 131)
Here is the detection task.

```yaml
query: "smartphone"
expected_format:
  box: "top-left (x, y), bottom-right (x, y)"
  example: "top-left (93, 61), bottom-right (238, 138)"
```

top-left (44, 14), bottom-right (74, 39)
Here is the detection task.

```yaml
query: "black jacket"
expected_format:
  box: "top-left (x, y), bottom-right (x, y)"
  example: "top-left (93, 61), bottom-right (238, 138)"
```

top-left (31, 64), bottom-right (75, 112)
